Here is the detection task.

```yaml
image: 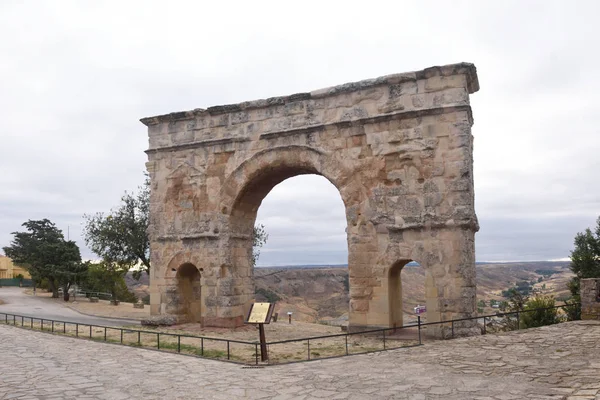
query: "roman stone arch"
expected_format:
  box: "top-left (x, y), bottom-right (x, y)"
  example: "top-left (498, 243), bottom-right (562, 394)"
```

top-left (142, 62), bottom-right (480, 336)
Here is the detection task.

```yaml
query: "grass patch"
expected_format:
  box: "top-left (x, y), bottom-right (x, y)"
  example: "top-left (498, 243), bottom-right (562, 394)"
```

top-left (158, 342), bottom-right (235, 360)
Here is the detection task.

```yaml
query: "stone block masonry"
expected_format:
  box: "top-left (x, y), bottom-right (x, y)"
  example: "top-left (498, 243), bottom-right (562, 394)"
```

top-left (581, 278), bottom-right (600, 320)
top-left (141, 62), bottom-right (480, 336)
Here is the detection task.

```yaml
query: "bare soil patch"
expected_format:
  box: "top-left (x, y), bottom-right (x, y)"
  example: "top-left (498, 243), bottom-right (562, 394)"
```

top-left (67, 299), bottom-right (149, 320)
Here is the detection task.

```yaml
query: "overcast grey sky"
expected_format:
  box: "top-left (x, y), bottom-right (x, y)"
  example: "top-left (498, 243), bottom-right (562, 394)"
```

top-left (1, 0), bottom-right (598, 265)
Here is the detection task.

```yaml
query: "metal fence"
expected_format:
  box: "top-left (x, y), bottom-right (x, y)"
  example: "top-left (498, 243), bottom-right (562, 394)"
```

top-left (0, 278), bottom-right (33, 287)
top-left (0, 312), bottom-right (257, 364)
top-left (0, 302), bottom-right (580, 366)
top-left (73, 289), bottom-right (113, 301)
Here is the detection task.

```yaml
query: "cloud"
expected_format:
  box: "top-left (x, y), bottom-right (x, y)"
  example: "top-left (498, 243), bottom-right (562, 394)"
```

top-left (1, 0), bottom-right (599, 265)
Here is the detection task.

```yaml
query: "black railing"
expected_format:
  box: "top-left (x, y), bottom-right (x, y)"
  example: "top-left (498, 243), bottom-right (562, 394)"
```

top-left (0, 312), bottom-right (256, 365)
top-left (0, 302), bottom-right (580, 366)
top-left (414, 303), bottom-right (581, 338)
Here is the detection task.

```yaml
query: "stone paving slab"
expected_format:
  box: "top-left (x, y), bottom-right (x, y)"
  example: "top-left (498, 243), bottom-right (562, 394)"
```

top-left (0, 321), bottom-right (599, 399)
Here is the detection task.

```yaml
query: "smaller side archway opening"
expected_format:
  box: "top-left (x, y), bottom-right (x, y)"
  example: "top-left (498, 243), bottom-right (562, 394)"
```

top-left (389, 260), bottom-right (425, 328)
top-left (176, 263), bottom-right (203, 324)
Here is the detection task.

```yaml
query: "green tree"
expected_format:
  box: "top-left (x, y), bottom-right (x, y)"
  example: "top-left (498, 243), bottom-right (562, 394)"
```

top-left (251, 224), bottom-right (269, 267)
top-left (83, 212), bottom-right (137, 303)
top-left (568, 217), bottom-right (600, 299)
top-left (499, 301), bottom-right (508, 311)
top-left (52, 240), bottom-right (87, 301)
top-left (119, 175), bottom-right (151, 277)
top-left (3, 219), bottom-right (86, 299)
top-left (499, 288), bottom-right (528, 330)
top-left (83, 262), bottom-right (137, 302)
top-left (84, 175), bottom-right (151, 280)
top-left (507, 288), bottom-right (527, 311)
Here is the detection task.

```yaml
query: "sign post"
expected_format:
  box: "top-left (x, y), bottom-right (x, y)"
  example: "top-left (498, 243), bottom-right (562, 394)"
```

top-left (414, 305), bottom-right (426, 316)
top-left (245, 302), bottom-right (275, 362)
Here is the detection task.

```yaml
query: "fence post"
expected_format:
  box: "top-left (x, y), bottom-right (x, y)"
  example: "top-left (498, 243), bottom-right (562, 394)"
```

top-left (227, 341), bottom-right (230, 360)
top-left (383, 329), bottom-right (386, 350)
top-left (138, 331), bottom-right (141, 346)
top-left (120, 329), bottom-right (123, 344)
top-left (255, 343), bottom-right (259, 365)
top-left (21, 316), bottom-right (23, 327)
top-left (201, 338), bottom-right (204, 356)
top-left (41, 319), bottom-right (44, 331)
top-left (418, 316), bottom-right (422, 345)
top-left (516, 311), bottom-right (520, 330)
top-left (451, 320), bottom-right (454, 338)
top-left (177, 335), bottom-right (181, 353)
top-left (31, 318), bottom-right (33, 329)
top-left (76, 323), bottom-right (79, 337)
top-left (104, 327), bottom-right (107, 342)
top-left (52, 320), bottom-right (54, 333)
top-left (307, 339), bottom-right (311, 361)
top-left (89, 325), bottom-right (92, 338)
top-left (63, 322), bottom-right (66, 334)
top-left (345, 335), bottom-right (349, 355)
top-left (157, 333), bottom-right (160, 350)
top-left (483, 317), bottom-right (487, 335)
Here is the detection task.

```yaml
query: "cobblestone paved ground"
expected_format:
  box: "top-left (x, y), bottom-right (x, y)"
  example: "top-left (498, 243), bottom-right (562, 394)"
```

top-left (0, 321), bottom-right (599, 400)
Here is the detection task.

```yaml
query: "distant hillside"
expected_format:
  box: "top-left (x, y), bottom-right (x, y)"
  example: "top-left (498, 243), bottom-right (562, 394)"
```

top-left (254, 261), bottom-right (573, 324)
top-left (126, 261), bottom-right (573, 324)
top-left (125, 271), bottom-right (150, 300)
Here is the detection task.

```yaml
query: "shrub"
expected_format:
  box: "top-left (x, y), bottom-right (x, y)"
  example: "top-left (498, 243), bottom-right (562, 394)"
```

top-left (255, 288), bottom-right (280, 303)
top-left (562, 297), bottom-right (581, 321)
top-left (141, 315), bottom-right (177, 327)
top-left (114, 278), bottom-right (137, 303)
top-left (520, 295), bottom-right (560, 329)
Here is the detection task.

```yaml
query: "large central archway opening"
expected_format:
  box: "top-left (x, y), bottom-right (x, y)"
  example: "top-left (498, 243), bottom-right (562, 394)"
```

top-left (225, 149), bottom-right (351, 326)
top-left (254, 174), bottom-right (348, 324)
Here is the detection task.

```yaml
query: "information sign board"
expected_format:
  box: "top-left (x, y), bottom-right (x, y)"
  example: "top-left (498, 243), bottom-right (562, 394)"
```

top-left (246, 302), bottom-right (274, 324)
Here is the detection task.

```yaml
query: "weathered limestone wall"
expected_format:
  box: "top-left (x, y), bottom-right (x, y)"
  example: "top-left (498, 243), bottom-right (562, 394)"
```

top-left (581, 278), bottom-right (600, 320)
top-left (141, 62), bottom-right (480, 334)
